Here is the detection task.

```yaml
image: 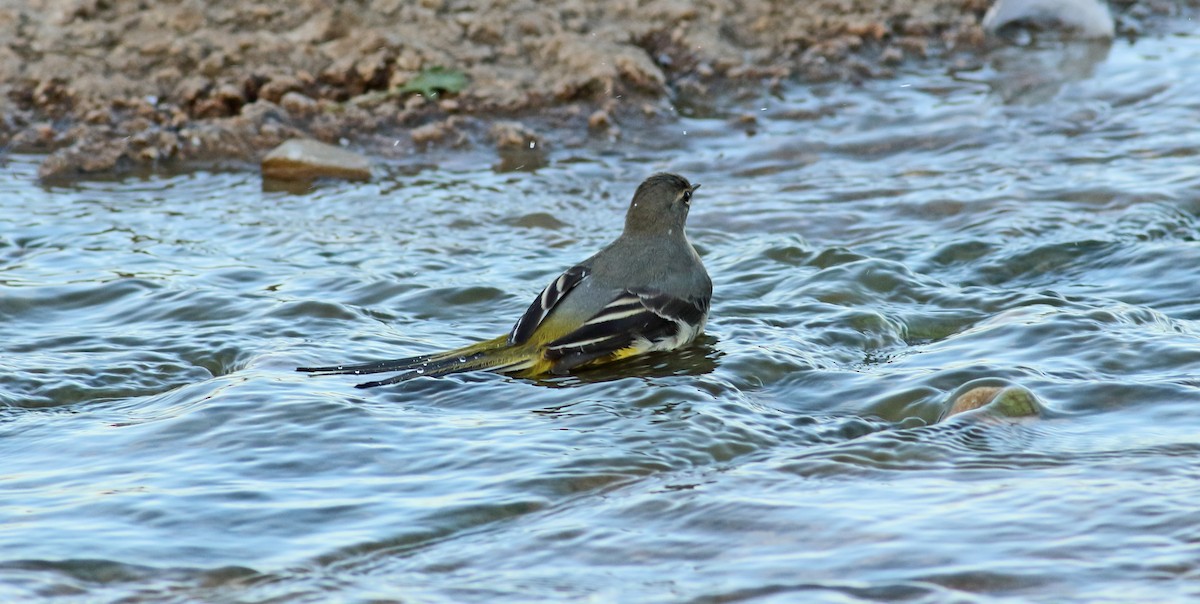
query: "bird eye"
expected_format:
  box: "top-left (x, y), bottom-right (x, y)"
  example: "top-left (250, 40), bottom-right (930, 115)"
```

top-left (682, 190), bottom-right (692, 204)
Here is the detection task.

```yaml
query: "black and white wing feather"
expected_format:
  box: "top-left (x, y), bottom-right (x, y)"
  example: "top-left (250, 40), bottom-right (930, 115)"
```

top-left (508, 265), bottom-right (590, 345)
top-left (543, 287), bottom-right (709, 373)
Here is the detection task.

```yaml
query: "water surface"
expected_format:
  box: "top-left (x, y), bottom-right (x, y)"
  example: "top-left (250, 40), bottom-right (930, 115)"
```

top-left (3, 30), bottom-right (1200, 602)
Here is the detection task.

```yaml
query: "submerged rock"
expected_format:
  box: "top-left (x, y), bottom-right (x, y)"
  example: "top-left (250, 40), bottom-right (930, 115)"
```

top-left (261, 138), bottom-right (371, 182)
top-left (943, 383), bottom-right (1043, 420)
top-left (982, 0), bottom-right (1115, 39)
top-left (489, 121), bottom-right (547, 172)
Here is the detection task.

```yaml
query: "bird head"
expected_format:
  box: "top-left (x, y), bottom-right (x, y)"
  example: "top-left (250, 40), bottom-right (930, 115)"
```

top-left (624, 173), bottom-right (700, 235)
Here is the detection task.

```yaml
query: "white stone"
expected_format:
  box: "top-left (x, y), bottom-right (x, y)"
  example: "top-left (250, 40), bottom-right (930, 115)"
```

top-left (983, 0), bottom-right (1115, 38)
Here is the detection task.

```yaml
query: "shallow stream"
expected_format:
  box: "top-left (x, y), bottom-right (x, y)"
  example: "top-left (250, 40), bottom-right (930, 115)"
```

top-left (3, 28), bottom-right (1200, 602)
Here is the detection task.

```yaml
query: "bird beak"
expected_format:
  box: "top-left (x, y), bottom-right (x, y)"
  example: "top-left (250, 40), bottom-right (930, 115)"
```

top-left (692, 184), bottom-right (701, 191)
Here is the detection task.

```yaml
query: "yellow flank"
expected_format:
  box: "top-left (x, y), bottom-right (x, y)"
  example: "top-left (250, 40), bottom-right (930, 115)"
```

top-left (517, 356), bottom-right (557, 376)
top-left (525, 310), bottom-right (582, 346)
top-left (428, 333), bottom-right (551, 375)
top-left (427, 311), bottom-right (643, 377)
top-left (442, 335), bottom-right (508, 359)
top-left (607, 347), bottom-right (642, 361)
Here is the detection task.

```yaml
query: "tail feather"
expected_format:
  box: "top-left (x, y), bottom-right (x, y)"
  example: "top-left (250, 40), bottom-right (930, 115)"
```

top-left (353, 357), bottom-right (480, 388)
top-left (352, 345), bottom-right (540, 388)
top-left (296, 354), bottom-right (436, 376)
top-left (298, 335), bottom-right (542, 387)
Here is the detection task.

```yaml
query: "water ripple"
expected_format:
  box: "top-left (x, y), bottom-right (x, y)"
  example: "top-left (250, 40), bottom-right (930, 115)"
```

top-left (4, 26), bottom-right (1200, 604)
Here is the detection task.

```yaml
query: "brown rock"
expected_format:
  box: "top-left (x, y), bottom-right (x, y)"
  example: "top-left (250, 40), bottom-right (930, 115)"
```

top-left (258, 75), bottom-right (306, 104)
top-left (174, 76), bottom-right (212, 105)
top-left (83, 108), bottom-right (112, 125)
top-left (588, 109), bottom-right (612, 131)
top-left (9, 123), bottom-right (61, 152)
top-left (945, 385), bottom-right (1042, 420)
top-left (38, 135), bottom-right (131, 181)
top-left (489, 121), bottom-right (541, 149)
top-left (490, 121), bottom-right (547, 172)
top-left (128, 127), bottom-right (180, 162)
top-left (261, 138), bottom-right (371, 181)
top-left (193, 97), bottom-right (230, 119)
top-left (279, 91), bottom-right (318, 118)
top-left (880, 46), bottom-right (904, 66)
top-left (947, 387), bottom-right (1003, 416)
top-left (213, 83), bottom-right (246, 112)
top-left (33, 78), bottom-right (73, 112)
top-left (410, 119), bottom-right (459, 145)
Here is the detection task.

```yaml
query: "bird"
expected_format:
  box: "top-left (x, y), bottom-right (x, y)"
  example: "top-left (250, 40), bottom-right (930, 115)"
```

top-left (297, 173), bottom-right (712, 388)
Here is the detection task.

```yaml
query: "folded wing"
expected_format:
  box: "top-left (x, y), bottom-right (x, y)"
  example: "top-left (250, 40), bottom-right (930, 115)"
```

top-left (508, 265), bottom-right (590, 345)
top-left (543, 288), bottom-right (709, 373)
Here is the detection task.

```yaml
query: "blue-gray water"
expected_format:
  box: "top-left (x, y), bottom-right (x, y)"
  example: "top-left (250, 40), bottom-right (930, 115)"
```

top-left (3, 30), bottom-right (1200, 603)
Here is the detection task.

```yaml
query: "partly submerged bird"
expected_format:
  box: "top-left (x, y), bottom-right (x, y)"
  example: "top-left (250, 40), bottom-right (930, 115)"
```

top-left (297, 173), bottom-right (712, 388)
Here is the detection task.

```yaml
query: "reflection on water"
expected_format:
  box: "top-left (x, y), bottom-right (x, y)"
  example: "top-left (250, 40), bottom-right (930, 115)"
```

top-left (981, 40), bottom-right (1113, 104)
top-left (3, 27), bottom-right (1200, 603)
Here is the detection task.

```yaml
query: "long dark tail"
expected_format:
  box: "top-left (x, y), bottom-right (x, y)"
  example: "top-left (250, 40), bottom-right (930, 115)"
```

top-left (297, 335), bottom-right (526, 388)
top-left (297, 354), bottom-right (439, 376)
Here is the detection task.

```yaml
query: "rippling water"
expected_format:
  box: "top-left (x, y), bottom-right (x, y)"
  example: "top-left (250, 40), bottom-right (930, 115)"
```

top-left (4, 30), bottom-right (1200, 602)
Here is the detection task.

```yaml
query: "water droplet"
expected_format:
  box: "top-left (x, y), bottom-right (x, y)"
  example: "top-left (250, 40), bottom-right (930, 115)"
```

top-left (416, 368), bottom-right (425, 374)
top-left (458, 357), bottom-right (467, 363)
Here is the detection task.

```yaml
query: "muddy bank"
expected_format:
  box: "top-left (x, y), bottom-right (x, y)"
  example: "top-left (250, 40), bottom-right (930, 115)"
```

top-left (0, 0), bottom-right (1181, 180)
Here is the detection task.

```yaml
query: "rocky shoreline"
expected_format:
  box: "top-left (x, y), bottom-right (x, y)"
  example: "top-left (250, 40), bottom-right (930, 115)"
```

top-left (0, 0), bottom-right (1184, 180)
